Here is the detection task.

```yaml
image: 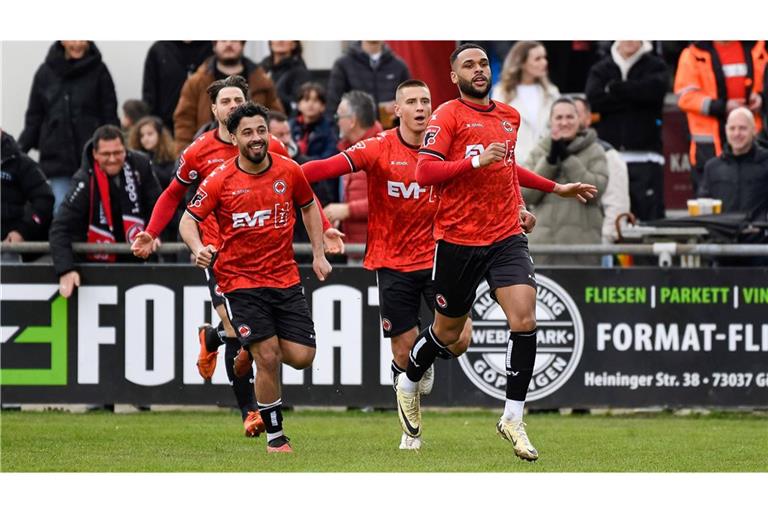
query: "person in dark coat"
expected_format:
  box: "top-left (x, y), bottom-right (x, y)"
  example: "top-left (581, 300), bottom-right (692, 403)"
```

top-left (699, 107), bottom-right (768, 215)
top-left (585, 40), bottom-right (669, 221)
top-left (50, 125), bottom-right (161, 298)
top-left (260, 41), bottom-right (312, 117)
top-left (326, 41), bottom-right (410, 128)
top-left (141, 41), bottom-right (213, 134)
top-left (1, 130), bottom-right (55, 260)
top-left (18, 41), bottom-right (119, 209)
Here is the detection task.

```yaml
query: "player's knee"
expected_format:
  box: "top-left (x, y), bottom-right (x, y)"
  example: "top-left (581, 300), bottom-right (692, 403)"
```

top-left (253, 347), bottom-right (281, 374)
top-left (285, 349), bottom-right (315, 370)
top-left (451, 330), bottom-right (472, 356)
top-left (509, 314), bottom-right (536, 332)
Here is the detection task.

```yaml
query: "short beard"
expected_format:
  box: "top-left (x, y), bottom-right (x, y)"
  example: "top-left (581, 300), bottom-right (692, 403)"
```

top-left (218, 56), bottom-right (241, 67)
top-left (243, 146), bottom-right (267, 165)
top-left (457, 76), bottom-right (491, 99)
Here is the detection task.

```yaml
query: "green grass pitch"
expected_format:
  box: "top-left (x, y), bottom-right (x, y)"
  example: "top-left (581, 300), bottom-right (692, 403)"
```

top-left (1, 409), bottom-right (766, 472)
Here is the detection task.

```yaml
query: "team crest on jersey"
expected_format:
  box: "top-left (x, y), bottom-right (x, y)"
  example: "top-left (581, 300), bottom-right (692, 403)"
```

top-left (188, 170), bottom-right (198, 180)
top-left (273, 179), bottom-right (287, 194)
top-left (238, 324), bottom-right (251, 338)
top-left (502, 121), bottom-right (516, 134)
top-left (458, 277), bottom-right (584, 402)
top-left (423, 126), bottom-right (441, 147)
top-left (382, 318), bottom-right (393, 332)
top-left (189, 189), bottom-right (208, 208)
top-left (435, 294), bottom-right (448, 309)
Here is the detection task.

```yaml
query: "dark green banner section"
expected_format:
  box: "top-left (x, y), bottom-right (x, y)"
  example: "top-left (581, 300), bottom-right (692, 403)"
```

top-left (1, 264), bottom-right (767, 408)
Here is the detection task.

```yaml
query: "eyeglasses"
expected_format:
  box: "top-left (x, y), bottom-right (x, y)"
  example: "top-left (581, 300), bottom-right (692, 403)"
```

top-left (334, 113), bottom-right (353, 123)
top-left (95, 150), bottom-right (126, 159)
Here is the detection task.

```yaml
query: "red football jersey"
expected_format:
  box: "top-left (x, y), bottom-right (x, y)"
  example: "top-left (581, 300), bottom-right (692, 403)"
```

top-left (419, 99), bottom-right (524, 246)
top-left (176, 129), bottom-right (288, 246)
top-left (343, 128), bottom-right (437, 272)
top-left (185, 154), bottom-right (315, 292)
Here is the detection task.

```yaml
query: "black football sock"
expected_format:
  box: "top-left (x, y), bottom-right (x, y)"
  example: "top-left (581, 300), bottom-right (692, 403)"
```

top-left (505, 329), bottom-right (538, 401)
top-left (405, 326), bottom-right (447, 383)
top-left (258, 398), bottom-right (285, 443)
top-left (224, 337), bottom-right (256, 419)
top-left (391, 360), bottom-right (405, 391)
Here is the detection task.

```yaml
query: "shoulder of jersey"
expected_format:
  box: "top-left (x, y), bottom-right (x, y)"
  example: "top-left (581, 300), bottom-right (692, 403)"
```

top-left (272, 153), bottom-right (301, 168)
top-left (183, 130), bottom-right (214, 156)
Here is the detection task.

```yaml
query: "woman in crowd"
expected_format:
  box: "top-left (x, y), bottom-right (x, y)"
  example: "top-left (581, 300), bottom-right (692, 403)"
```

top-left (523, 97), bottom-right (609, 266)
top-left (492, 41), bottom-right (560, 164)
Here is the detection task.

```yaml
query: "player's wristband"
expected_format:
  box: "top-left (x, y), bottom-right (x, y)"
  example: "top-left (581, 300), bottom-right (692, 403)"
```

top-left (471, 155), bottom-right (480, 168)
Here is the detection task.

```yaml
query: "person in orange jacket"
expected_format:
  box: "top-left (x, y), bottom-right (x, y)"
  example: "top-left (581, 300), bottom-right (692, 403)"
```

top-left (674, 40), bottom-right (766, 189)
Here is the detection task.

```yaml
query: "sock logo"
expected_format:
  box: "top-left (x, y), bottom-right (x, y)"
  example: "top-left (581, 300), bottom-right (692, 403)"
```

top-left (458, 276), bottom-right (584, 401)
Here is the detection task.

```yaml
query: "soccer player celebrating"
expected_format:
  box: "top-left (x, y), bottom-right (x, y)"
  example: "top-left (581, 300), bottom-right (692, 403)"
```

top-left (302, 79), bottom-right (595, 451)
top-left (394, 45), bottom-right (597, 461)
top-left (131, 75), bottom-right (341, 438)
top-left (180, 102), bottom-right (332, 453)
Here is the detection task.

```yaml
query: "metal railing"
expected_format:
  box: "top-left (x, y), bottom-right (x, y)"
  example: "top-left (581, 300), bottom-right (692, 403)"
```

top-left (3, 241), bottom-right (767, 267)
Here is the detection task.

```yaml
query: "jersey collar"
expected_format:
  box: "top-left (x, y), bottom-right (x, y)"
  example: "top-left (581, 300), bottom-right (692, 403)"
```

top-left (396, 127), bottom-right (421, 150)
top-left (458, 98), bottom-right (496, 112)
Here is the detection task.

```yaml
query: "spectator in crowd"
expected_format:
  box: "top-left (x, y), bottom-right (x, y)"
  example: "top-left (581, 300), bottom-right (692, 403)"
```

top-left (18, 40), bottom-right (119, 210)
top-left (173, 40), bottom-right (283, 153)
top-left (268, 111), bottom-right (299, 158)
top-left (142, 41), bottom-right (213, 134)
top-left (674, 41), bottom-right (766, 190)
top-left (523, 97), bottom-right (609, 265)
top-left (326, 41), bottom-right (411, 129)
top-left (1, 130), bottom-right (55, 261)
top-left (291, 82), bottom-right (339, 164)
top-left (698, 107), bottom-right (768, 216)
top-left (491, 41), bottom-right (560, 164)
top-left (120, 99), bottom-right (150, 135)
top-left (573, 97), bottom-right (630, 266)
top-left (543, 41), bottom-right (603, 95)
top-left (260, 41), bottom-right (312, 117)
top-left (50, 125), bottom-right (161, 298)
top-left (586, 40), bottom-right (669, 221)
top-left (323, 90), bottom-right (381, 249)
top-left (761, 46), bottom-right (768, 148)
top-left (127, 116), bottom-right (178, 190)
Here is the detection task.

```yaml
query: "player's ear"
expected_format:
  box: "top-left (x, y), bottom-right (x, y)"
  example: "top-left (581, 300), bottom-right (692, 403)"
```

top-left (450, 71), bottom-right (458, 85)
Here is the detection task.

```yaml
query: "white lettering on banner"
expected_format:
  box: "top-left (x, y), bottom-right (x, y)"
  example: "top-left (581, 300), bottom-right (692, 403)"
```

top-left (124, 285), bottom-right (175, 386)
top-left (387, 181), bottom-right (426, 199)
top-left (77, 286), bottom-right (118, 384)
top-left (312, 285), bottom-right (362, 385)
top-left (182, 287), bottom-right (224, 384)
top-left (0, 284), bottom-right (59, 342)
top-left (596, 323), bottom-right (767, 352)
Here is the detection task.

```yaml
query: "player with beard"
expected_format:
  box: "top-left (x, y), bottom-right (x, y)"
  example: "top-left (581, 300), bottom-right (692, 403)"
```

top-left (181, 102), bottom-right (332, 453)
top-left (132, 76), bottom-right (342, 439)
top-left (302, 79), bottom-right (595, 450)
top-left (394, 45), bottom-right (597, 460)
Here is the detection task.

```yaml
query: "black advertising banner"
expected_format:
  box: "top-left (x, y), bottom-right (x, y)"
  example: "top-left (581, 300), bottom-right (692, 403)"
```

top-left (1, 264), bottom-right (767, 408)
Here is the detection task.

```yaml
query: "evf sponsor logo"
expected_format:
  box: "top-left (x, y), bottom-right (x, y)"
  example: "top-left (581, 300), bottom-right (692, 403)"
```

top-left (458, 276), bottom-right (584, 401)
top-left (232, 210), bottom-right (271, 228)
top-left (387, 180), bottom-right (427, 200)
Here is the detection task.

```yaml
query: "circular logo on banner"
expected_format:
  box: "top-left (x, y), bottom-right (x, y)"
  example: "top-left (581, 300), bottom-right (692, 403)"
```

top-left (238, 324), bottom-right (251, 338)
top-left (273, 180), bottom-right (287, 194)
top-left (382, 318), bottom-right (392, 332)
top-left (458, 276), bottom-right (584, 401)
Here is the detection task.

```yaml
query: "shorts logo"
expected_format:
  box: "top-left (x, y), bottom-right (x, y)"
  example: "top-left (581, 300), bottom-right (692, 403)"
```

top-left (382, 318), bottom-right (393, 331)
top-left (214, 285), bottom-right (223, 297)
top-left (502, 120), bottom-right (516, 134)
top-left (188, 170), bottom-right (198, 180)
top-left (189, 189), bottom-right (208, 208)
top-left (458, 276), bottom-right (584, 402)
top-left (435, 294), bottom-right (448, 309)
top-left (238, 324), bottom-right (251, 338)
top-left (423, 126), bottom-right (441, 147)
top-left (273, 180), bottom-right (287, 194)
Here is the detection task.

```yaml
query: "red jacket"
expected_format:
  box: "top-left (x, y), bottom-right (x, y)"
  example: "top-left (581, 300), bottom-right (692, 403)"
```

top-left (337, 124), bottom-right (382, 244)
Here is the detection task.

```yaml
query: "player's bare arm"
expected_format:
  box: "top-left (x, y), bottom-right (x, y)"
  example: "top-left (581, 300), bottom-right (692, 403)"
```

top-left (552, 182), bottom-right (598, 203)
top-left (301, 201), bottom-right (332, 281)
top-left (179, 212), bottom-right (216, 269)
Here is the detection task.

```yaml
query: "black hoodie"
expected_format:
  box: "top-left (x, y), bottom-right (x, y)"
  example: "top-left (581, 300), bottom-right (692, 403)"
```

top-left (0, 131), bottom-right (54, 241)
top-left (18, 41), bottom-right (119, 179)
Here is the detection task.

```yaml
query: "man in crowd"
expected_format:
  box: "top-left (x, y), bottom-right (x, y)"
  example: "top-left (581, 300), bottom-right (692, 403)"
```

top-left (180, 102), bottom-right (332, 453)
top-left (50, 125), bottom-right (161, 298)
top-left (174, 40), bottom-right (284, 152)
